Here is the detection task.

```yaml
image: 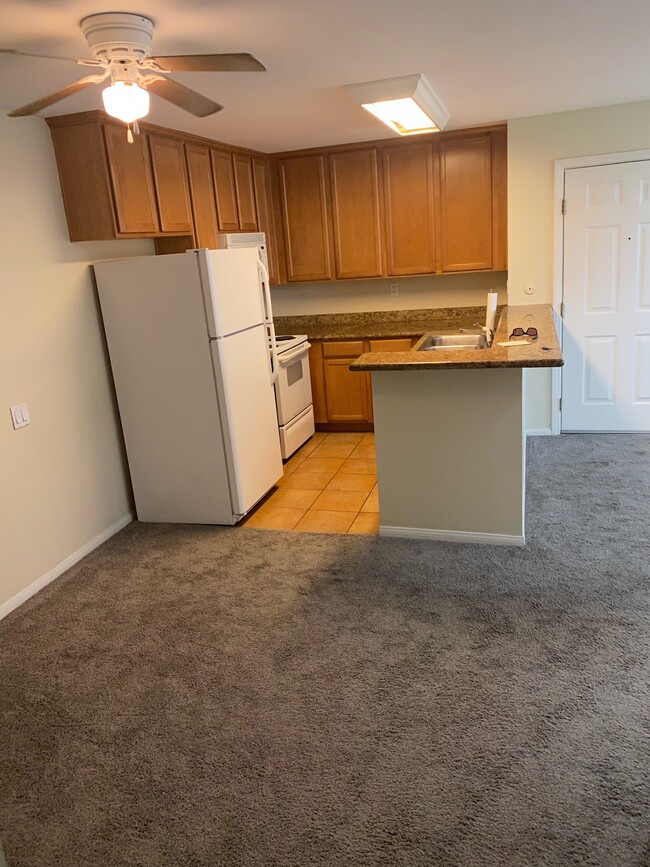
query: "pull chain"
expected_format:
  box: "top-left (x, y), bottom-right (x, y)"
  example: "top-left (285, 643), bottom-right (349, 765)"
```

top-left (126, 121), bottom-right (140, 144)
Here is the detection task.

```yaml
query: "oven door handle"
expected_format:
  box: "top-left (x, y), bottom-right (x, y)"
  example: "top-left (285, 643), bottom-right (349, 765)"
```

top-left (257, 256), bottom-right (278, 384)
top-left (277, 343), bottom-right (311, 365)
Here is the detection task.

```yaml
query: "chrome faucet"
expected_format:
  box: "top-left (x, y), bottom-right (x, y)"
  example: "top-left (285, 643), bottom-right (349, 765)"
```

top-left (460, 323), bottom-right (495, 346)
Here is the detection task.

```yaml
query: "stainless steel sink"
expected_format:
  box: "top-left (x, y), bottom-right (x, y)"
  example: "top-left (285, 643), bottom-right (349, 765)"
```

top-left (417, 333), bottom-right (488, 351)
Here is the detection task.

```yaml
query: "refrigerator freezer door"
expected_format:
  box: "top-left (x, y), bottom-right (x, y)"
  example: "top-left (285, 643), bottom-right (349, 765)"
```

top-left (210, 324), bottom-right (283, 515)
top-left (197, 247), bottom-right (266, 338)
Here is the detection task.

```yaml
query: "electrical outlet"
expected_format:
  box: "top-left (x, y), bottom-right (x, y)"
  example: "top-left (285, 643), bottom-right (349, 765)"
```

top-left (524, 284), bottom-right (535, 296)
top-left (10, 403), bottom-right (30, 430)
top-left (390, 283), bottom-right (399, 296)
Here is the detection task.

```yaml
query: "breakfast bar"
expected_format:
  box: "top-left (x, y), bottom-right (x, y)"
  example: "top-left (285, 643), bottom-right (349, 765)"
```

top-left (350, 304), bottom-right (563, 545)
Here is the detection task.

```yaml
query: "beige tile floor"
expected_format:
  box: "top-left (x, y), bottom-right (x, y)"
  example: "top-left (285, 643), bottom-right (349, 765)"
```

top-left (243, 432), bottom-right (379, 535)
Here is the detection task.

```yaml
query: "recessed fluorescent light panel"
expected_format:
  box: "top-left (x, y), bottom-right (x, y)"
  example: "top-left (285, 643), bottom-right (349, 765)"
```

top-left (345, 74), bottom-right (449, 136)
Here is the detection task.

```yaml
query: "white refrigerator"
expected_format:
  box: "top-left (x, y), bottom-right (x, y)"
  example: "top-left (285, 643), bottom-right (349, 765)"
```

top-left (94, 247), bottom-right (283, 525)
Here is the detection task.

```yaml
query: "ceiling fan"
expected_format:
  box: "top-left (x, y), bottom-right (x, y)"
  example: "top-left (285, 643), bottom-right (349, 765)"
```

top-left (1, 12), bottom-right (265, 138)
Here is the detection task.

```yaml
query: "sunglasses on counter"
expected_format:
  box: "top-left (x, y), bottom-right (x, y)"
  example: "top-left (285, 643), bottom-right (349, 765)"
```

top-left (509, 327), bottom-right (538, 341)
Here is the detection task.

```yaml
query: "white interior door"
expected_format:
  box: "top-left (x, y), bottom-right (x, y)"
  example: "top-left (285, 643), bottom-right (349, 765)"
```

top-left (562, 160), bottom-right (650, 431)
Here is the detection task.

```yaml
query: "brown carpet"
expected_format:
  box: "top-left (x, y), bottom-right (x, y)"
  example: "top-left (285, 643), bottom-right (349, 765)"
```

top-left (0, 434), bottom-right (649, 866)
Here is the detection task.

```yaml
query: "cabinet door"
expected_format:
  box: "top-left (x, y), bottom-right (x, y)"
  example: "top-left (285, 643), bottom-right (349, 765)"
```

top-left (322, 341), bottom-right (372, 423)
top-left (232, 154), bottom-right (258, 231)
top-left (279, 155), bottom-right (333, 282)
top-left (438, 134), bottom-right (493, 272)
top-left (50, 121), bottom-right (117, 241)
top-left (382, 144), bottom-right (436, 276)
top-left (491, 129), bottom-right (508, 271)
top-left (148, 134), bottom-right (193, 234)
top-left (329, 148), bottom-right (383, 279)
top-left (323, 359), bottom-right (372, 423)
top-left (103, 124), bottom-right (159, 234)
top-left (184, 143), bottom-right (218, 249)
top-left (252, 157), bottom-right (279, 283)
top-left (211, 149), bottom-right (239, 231)
top-left (308, 341), bottom-right (328, 424)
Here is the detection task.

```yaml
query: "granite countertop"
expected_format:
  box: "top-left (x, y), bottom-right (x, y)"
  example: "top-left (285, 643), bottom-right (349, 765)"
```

top-left (274, 306), bottom-right (493, 341)
top-left (349, 304), bottom-right (563, 370)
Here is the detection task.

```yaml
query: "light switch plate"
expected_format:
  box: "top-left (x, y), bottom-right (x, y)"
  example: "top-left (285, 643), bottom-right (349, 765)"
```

top-left (10, 403), bottom-right (30, 430)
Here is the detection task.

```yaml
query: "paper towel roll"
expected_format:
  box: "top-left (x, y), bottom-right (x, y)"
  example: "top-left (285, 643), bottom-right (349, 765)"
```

top-left (485, 292), bottom-right (498, 334)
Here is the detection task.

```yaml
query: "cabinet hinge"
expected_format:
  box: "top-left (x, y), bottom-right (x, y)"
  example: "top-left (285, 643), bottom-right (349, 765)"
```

top-left (561, 198), bottom-right (567, 216)
top-left (560, 301), bottom-right (566, 318)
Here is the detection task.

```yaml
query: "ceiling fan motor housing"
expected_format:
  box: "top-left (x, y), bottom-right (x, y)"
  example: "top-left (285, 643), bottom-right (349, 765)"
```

top-left (81, 12), bottom-right (154, 64)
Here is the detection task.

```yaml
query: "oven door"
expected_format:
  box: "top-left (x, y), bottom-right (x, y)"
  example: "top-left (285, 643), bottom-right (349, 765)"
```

top-left (275, 342), bottom-right (312, 426)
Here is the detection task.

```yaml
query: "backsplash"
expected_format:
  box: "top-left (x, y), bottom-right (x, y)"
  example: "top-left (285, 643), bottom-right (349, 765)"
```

top-left (270, 271), bottom-right (508, 317)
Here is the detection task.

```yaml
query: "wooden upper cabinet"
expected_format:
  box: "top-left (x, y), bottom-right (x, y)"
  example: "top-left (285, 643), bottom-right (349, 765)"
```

top-left (211, 149), bottom-right (239, 231)
top-left (48, 121), bottom-right (117, 241)
top-left (103, 124), bottom-right (159, 234)
top-left (279, 155), bottom-right (333, 282)
top-left (438, 134), bottom-right (493, 272)
top-left (382, 143), bottom-right (436, 276)
top-left (47, 112), bottom-right (506, 270)
top-left (329, 149), bottom-right (383, 279)
top-left (148, 134), bottom-right (193, 234)
top-left (491, 128), bottom-right (508, 272)
top-left (252, 157), bottom-right (279, 283)
top-left (185, 143), bottom-right (218, 249)
top-left (232, 154), bottom-right (258, 231)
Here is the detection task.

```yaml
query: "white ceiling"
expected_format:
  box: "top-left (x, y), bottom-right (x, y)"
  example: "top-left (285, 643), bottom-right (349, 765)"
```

top-left (1, 0), bottom-right (650, 153)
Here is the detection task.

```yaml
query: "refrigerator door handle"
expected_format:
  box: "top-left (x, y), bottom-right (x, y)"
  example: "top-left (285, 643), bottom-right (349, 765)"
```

top-left (257, 257), bottom-right (279, 383)
top-left (257, 257), bottom-right (272, 322)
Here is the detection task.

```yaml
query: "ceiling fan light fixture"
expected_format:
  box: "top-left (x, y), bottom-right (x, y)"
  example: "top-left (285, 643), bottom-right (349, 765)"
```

top-left (345, 74), bottom-right (449, 135)
top-left (102, 80), bottom-right (150, 124)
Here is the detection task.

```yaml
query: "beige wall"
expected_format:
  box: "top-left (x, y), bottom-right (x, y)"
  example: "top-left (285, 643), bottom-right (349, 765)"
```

top-left (508, 98), bottom-right (650, 430)
top-left (0, 112), bottom-right (153, 612)
top-left (271, 272), bottom-right (507, 316)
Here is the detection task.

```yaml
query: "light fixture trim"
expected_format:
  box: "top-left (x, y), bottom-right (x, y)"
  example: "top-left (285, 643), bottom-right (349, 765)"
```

top-left (345, 74), bottom-right (449, 136)
top-left (102, 80), bottom-right (150, 124)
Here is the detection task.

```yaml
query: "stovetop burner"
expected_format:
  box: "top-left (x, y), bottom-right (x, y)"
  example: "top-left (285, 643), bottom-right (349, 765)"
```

top-left (274, 334), bottom-right (309, 355)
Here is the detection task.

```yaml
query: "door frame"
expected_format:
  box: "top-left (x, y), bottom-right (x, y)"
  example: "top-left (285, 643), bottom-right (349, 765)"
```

top-left (552, 147), bottom-right (650, 434)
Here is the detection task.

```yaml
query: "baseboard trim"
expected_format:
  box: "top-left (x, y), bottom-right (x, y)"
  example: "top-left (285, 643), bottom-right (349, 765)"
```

top-left (0, 513), bottom-right (133, 621)
top-left (379, 525), bottom-right (526, 546)
top-left (526, 428), bottom-right (553, 437)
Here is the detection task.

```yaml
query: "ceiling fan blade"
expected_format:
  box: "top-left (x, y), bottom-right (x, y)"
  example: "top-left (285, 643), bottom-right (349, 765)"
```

top-left (0, 48), bottom-right (78, 63)
top-left (146, 77), bottom-right (222, 117)
top-left (8, 74), bottom-right (102, 117)
top-left (151, 53), bottom-right (266, 72)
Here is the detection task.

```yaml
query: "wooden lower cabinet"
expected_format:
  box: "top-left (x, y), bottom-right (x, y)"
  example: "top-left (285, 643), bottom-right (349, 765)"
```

top-left (309, 336), bottom-right (415, 431)
top-left (322, 341), bottom-right (372, 426)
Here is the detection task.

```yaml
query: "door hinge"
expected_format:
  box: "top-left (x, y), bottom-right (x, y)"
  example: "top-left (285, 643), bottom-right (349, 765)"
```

top-left (559, 397), bottom-right (562, 412)
top-left (560, 301), bottom-right (565, 318)
top-left (561, 198), bottom-right (567, 216)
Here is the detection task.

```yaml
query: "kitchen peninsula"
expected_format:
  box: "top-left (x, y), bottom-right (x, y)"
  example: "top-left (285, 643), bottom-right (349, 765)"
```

top-left (348, 304), bottom-right (562, 545)
top-left (275, 304), bottom-right (504, 432)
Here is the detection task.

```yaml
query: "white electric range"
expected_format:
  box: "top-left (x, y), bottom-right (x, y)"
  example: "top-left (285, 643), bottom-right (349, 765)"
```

top-left (273, 334), bottom-right (315, 459)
